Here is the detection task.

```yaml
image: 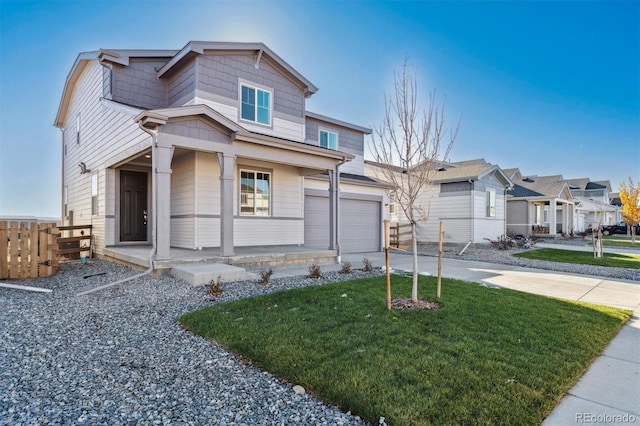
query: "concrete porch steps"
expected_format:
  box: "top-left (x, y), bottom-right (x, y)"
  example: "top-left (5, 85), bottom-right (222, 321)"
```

top-left (171, 263), bottom-right (255, 287)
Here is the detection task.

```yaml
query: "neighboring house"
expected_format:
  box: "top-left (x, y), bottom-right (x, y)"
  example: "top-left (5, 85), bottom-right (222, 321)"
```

top-left (566, 178), bottom-right (619, 230)
top-left (54, 41), bottom-right (387, 264)
top-left (505, 170), bottom-right (575, 236)
top-left (364, 158), bottom-right (512, 244)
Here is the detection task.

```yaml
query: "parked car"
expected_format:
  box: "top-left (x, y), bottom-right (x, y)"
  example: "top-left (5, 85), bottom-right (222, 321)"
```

top-left (601, 222), bottom-right (640, 236)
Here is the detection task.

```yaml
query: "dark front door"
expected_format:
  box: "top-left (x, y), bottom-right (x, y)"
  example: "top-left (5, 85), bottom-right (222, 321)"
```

top-left (120, 171), bottom-right (148, 242)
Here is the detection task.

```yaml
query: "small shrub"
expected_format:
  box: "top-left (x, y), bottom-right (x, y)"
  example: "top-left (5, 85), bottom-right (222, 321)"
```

top-left (362, 258), bottom-right (373, 272)
top-left (308, 263), bottom-right (322, 279)
top-left (339, 262), bottom-right (352, 274)
top-left (487, 233), bottom-right (534, 250)
top-left (206, 276), bottom-right (223, 297)
top-left (260, 268), bottom-right (273, 285)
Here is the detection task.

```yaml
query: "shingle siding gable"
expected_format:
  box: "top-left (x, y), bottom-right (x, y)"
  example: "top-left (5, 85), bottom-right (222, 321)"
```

top-left (111, 59), bottom-right (168, 109)
top-left (196, 54), bottom-right (305, 118)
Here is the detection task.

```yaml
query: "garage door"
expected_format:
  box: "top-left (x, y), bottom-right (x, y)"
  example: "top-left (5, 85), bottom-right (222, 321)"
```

top-left (304, 195), bottom-right (381, 253)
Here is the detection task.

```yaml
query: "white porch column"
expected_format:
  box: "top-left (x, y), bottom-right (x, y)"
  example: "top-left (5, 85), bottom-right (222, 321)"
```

top-left (218, 153), bottom-right (236, 257)
top-left (328, 170), bottom-right (337, 250)
top-left (155, 145), bottom-right (174, 260)
top-left (562, 203), bottom-right (569, 234)
top-left (549, 199), bottom-right (557, 235)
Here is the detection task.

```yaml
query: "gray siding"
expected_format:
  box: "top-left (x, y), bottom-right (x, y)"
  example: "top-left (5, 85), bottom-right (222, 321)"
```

top-left (161, 118), bottom-right (231, 143)
top-left (168, 60), bottom-right (196, 106)
top-left (305, 117), bottom-right (366, 175)
top-left (62, 60), bottom-right (151, 253)
top-left (111, 59), bottom-right (168, 109)
top-left (305, 117), bottom-right (364, 152)
top-left (197, 54), bottom-right (305, 118)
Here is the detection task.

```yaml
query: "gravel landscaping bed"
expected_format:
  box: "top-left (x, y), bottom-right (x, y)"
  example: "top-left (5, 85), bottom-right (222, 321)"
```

top-left (2, 241), bottom-right (637, 425)
top-left (1, 260), bottom-right (379, 425)
top-left (416, 239), bottom-right (640, 282)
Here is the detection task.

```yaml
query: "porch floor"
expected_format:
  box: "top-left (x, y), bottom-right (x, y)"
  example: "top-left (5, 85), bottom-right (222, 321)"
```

top-left (102, 245), bottom-right (338, 270)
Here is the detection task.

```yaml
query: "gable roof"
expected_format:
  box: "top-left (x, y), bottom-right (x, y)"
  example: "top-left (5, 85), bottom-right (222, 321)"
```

top-left (430, 162), bottom-right (511, 186)
top-left (365, 159), bottom-right (512, 187)
top-left (508, 174), bottom-right (572, 199)
top-left (566, 178), bottom-right (590, 190)
top-left (156, 41), bottom-right (318, 97)
top-left (501, 168), bottom-right (522, 181)
top-left (55, 42), bottom-right (318, 128)
top-left (508, 184), bottom-right (544, 197)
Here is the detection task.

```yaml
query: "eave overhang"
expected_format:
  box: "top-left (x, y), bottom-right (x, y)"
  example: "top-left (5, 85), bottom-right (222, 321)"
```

top-left (134, 104), bottom-right (353, 162)
top-left (306, 111), bottom-right (372, 134)
top-left (54, 51), bottom-right (97, 128)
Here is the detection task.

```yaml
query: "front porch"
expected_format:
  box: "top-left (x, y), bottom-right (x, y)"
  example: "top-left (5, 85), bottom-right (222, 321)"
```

top-left (103, 244), bottom-right (337, 271)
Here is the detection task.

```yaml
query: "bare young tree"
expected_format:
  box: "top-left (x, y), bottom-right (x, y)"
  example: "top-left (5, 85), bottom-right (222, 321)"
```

top-left (369, 59), bottom-right (459, 303)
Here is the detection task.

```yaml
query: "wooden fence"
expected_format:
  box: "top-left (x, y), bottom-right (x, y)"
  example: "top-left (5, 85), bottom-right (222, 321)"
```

top-left (389, 223), bottom-right (412, 249)
top-left (0, 221), bottom-right (59, 280)
top-left (57, 225), bottom-right (93, 258)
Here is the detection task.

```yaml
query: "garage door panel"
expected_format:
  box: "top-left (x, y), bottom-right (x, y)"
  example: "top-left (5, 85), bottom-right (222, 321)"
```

top-left (304, 195), bottom-right (380, 253)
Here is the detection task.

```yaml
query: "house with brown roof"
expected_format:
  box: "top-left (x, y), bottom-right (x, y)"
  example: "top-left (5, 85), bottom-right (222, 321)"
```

top-left (505, 170), bottom-right (576, 236)
top-left (364, 158), bottom-right (512, 244)
top-left (54, 41), bottom-right (388, 268)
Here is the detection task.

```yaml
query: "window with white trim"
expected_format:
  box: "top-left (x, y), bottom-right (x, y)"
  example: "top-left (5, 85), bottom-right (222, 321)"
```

top-left (486, 189), bottom-right (496, 217)
top-left (240, 170), bottom-right (271, 216)
top-left (240, 84), bottom-right (271, 125)
top-left (389, 191), bottom-right (397, 215)
top-left (319, 130), bottom-right (338, 150)
top-left (91, 173), bottom-right (98, 215)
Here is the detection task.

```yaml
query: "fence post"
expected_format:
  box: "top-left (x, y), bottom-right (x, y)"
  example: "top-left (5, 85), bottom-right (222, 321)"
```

top-left (29, 223), bottom-right (39, 278)
top-left (9, 222), bottom-right (19, 278)
top-left (0, 221), bottom-right (7, 279)
top-left (20, 223), bottom-right (29, 278)
top-left (49, 225), bottom-right (59, 274)
top-left (38, 223), bottom-right (48, 278)
top-left (0, 222), bottom-right (7, 279)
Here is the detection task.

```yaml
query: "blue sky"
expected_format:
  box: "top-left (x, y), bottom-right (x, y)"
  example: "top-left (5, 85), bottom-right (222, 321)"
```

top-left (1, 0), bottom-right (638, 217)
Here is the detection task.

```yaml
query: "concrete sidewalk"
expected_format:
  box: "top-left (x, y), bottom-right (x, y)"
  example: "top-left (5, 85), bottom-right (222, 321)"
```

top-left (256, 250), bottom-right (640, 424)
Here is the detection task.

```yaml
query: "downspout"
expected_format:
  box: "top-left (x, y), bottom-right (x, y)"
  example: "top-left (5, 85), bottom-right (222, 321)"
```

top-left (335, 157), bottom-right (349, 263)
top-left (60, 128), bottom-right (65, 225)
top-left (470, 179), bottom-right (475, 244)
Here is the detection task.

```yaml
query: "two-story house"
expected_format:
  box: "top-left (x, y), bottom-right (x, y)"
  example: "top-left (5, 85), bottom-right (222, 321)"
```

top-left (54, 41), bottom-right (388, 267)
top-left (566, 178), bottom-right (619, 231)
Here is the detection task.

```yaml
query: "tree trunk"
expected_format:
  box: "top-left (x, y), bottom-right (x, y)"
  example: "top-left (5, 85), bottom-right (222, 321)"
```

top-left (411, 222), bottom-right (419, 302)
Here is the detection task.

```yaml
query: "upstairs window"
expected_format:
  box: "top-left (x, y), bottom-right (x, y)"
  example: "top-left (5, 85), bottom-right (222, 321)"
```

top-left (240, 170), bottom-right (271, 216)
top-left (486, 189), bottom-right (496, 217)
top-left (241, 84), bottom-right (271, 126)
top-left (319, 130), bottom-right (338, 150)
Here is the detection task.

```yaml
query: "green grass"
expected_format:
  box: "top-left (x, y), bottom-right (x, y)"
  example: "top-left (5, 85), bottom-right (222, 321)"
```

top-left (601, 236), bottom-right (640, 248)
top-left (180, 276), bottom-right (630, 425)
top-left (514, 248), bottom-right (640, 269)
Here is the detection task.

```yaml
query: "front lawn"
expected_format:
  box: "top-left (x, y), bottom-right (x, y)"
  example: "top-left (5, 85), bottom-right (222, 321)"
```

top-left (514, 248), bottom-right (640, 269)
top-left (602, 236), bottom-right (640, 248)
top-left (180, 276), bottom-right (630, 425)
